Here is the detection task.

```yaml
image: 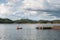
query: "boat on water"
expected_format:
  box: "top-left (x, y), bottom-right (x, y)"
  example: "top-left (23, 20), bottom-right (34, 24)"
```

top-left (17, 26), bottom-right (22, 30)
top-left (36, 27), bottom-right (52, 30)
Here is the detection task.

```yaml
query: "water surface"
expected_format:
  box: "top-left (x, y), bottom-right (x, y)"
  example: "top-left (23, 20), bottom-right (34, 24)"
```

top-left (0, 24), bottom-right (60, 40)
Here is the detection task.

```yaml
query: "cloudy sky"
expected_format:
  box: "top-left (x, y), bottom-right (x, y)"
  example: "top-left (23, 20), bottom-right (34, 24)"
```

top-left (0, 0), bottom-right (60, 20)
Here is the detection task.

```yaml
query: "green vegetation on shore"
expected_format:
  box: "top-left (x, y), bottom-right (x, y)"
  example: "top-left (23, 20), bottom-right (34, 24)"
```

top-left (0, 18), bottom-right (60, 24)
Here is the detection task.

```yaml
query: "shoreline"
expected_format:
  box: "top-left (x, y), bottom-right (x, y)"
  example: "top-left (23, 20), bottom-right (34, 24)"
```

top-left (0, 23), bottom-right (60, 24)
top-left (36, 26), bottom-right (60, 30)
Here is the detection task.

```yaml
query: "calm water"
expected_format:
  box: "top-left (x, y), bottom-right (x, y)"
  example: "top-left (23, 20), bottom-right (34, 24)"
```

top-left (0, 24), bottom-right (60, 40)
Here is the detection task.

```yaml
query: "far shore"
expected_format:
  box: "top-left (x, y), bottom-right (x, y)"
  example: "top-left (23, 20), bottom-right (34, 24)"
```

top-left (0, 23), bottom-right (60, 24)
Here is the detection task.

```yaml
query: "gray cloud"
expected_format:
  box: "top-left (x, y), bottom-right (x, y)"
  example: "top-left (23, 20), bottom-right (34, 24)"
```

top-left (24, 8), bottom-right (60, 13)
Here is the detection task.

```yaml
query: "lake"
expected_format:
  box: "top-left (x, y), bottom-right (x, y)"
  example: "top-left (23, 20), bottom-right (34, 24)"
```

top-left (0, 24), bottom-right (60, 40)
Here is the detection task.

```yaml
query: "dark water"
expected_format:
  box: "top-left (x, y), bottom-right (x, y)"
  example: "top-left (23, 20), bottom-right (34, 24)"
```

top-left (0, 24), bottom-right (60, 40)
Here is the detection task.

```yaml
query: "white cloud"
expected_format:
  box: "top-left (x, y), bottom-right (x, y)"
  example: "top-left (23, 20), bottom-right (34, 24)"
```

top-left (0, 4), bottom-right (12, 14)
top-left (21, 0), bottom-right (60, 11)
top-left (0, 0), bottom-right (60, 20)
top-left (22, 0), bottom-right (49, 9)
top-left (24, 11), bottom-right (37, 16)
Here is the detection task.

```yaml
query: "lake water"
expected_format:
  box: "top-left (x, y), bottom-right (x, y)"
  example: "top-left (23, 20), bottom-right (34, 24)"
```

top-left (0, 24), bottom-right (60, 40)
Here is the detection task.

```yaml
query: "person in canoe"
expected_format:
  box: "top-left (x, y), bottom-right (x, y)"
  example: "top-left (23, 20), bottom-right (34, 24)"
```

top-left (17, 26), bottom-right (22, 30)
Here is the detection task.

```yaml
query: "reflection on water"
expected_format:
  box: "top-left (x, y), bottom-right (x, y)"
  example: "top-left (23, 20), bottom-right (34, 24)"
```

top-left (0, 24), bottom-right (60, 40)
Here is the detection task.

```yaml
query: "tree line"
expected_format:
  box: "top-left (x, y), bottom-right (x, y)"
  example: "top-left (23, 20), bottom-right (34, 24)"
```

top-left (0, 18), bottom-right (60, 24)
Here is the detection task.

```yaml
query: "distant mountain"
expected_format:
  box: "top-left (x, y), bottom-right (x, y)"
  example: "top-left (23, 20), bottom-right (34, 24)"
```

top-left (0, 18), bottom-right (13, 23)
top-left (0, 18), bottom-right (60, 23)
